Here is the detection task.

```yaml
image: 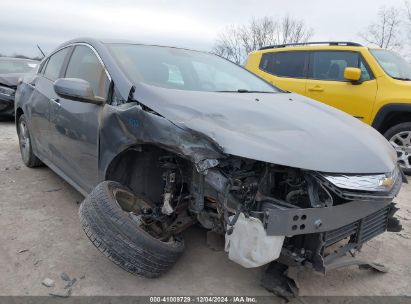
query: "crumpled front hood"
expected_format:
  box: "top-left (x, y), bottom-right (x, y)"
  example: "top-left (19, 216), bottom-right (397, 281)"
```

top-left (0, 73), bottom-right (22, 88)
top-left (133, 83), bottom-right (397, 174)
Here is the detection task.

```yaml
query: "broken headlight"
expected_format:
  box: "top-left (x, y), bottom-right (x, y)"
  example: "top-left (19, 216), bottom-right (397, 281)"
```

top-left (319, 166), bottom-right (400, 192)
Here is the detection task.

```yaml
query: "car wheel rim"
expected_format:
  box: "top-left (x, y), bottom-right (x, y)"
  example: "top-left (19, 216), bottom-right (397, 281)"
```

top-left (19, 121), bottom-right (30, 162)
top-left (389, 131), bottom-right (411, 170)
top-left (113, 188), bottom-right (174, 243)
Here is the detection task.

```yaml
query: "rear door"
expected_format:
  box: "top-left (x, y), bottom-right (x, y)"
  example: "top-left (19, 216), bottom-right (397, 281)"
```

top-left (306, 51), bottom-right (377, 123)
top-left (50, 44), bottom-right (110, 192)
top-left (258, 51), bottom-right (308, 95)
top-left (28, 47), bottom-right (71, 161)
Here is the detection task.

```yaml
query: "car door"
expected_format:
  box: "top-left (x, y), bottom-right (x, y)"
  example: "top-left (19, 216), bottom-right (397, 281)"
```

top-left (258, 51), bottom-right (308, 95)
top-left (50, 44), bottom-right (111, 193)
top-left (27, 47), bottom-right (71, 161)
top-left (306, 51), bottom-right (377, 123)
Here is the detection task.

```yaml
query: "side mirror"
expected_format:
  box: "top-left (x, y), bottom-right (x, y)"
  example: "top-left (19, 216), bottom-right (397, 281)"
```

top-left (344, 67), bottom-right (362, 82)
top-left (53, 78), bottom-right (104, 105)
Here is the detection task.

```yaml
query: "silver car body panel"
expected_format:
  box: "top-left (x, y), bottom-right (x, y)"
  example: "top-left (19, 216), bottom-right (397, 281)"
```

top-left (131, 82), bottom-right (397, 174)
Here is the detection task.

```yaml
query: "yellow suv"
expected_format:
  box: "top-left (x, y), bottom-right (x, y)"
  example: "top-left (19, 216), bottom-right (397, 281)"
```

top-left (245, 42), bottom-right (411, 173)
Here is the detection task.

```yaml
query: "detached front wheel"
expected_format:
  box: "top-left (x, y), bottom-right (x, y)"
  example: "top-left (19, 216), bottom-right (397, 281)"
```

top-left (79, 181), bottom-right (185, 278)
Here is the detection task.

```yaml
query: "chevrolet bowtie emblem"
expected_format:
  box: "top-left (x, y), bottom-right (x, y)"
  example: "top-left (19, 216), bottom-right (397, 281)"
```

top-left (381, 177), bottom-right (394, 187)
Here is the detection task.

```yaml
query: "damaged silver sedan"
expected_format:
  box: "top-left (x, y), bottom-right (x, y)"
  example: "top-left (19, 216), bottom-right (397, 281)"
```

top-left (15, 38), bottom-right (404, 279)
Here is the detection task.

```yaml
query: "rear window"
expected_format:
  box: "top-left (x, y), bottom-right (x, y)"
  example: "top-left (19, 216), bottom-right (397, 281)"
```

top-left (259, 51), bottom-right (307, 78)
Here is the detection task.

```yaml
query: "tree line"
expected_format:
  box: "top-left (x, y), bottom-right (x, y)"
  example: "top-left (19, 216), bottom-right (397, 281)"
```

top-left (213, 3), bottom-right (411, 64)
top-left (0, 53), bottom-right (43, 61)
top-left (1, 4), bottom-right (410, 62)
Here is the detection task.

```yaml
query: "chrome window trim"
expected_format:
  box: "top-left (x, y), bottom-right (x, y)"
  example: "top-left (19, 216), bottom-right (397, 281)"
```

top-left (47, 42), bottom-right (112, 82)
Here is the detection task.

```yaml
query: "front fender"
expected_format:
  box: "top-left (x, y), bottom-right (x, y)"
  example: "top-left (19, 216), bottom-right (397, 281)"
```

top-left (98, 102), bottom-right (225, 180)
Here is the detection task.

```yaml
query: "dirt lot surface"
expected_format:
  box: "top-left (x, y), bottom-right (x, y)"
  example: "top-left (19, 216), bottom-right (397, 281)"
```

top-left (0, 118), bottom-right (411, 297)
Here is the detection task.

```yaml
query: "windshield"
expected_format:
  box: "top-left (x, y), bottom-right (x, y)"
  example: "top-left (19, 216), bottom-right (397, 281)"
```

top-left (106, 44), bottom-right (277, 93)
top-left (370, 49), bottom-right (411, 80)
top-left (0, 59), bottom-right (37, 74)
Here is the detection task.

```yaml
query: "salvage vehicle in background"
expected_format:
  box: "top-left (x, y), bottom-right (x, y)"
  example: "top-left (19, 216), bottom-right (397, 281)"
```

top-left (0, 57), bottom-right (38, 117)
top-left (245, 42), bottom-right (411, 174)
top-left (15, 38), bottom-right (403, 279)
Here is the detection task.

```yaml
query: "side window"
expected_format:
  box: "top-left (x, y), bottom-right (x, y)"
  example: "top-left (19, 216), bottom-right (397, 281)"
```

top-left (259, 53), bottom-right (274, 71)
top-left (65, 45), bottom-right (110, 99)
top-left (259, 51), bottom-right (307, 78)
top-left (310, 51), bottom-right (372, 81)
top-left (43, 47), bottom-right (70, 81)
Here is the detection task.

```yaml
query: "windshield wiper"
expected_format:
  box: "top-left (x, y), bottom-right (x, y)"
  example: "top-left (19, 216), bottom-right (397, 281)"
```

top-left (393, 77), bottom-right (411, 81)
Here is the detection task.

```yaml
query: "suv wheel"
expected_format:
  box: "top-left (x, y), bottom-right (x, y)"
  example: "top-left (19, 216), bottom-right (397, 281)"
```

top-left (384, 122), bottom-right (411, 174)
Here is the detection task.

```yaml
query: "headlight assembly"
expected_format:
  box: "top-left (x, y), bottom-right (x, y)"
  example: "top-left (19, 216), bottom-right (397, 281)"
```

top-left (319, 166), bottom-right (400, 192)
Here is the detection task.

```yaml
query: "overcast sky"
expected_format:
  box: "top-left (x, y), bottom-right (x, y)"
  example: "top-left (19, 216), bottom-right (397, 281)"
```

top-left (0, 0), bottom-right (406, 57)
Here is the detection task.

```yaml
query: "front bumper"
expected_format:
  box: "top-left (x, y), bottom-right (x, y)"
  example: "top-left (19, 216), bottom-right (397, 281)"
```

top-left (257, 167), bottom-right (402, 237)
top-left (263, 199), bottom-right (391, 236)
top-left (277, 202), bottom-right (395, 272)
top-left (257, 171), bottom-right (402, 272)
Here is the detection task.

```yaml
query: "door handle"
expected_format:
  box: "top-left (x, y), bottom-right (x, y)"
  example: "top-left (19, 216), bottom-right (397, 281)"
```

top-left (308, 86), bottom-right (324, 92)
top-left (51, 98), bottom-right (60, 105)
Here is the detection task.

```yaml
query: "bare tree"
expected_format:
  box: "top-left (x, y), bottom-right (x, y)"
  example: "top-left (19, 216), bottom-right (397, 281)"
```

top-left (359, 6), bottom-right (402, 49)
top-left (213, 25), bottom-right (245, 66)
top-left (213, 16), bottom-right (313, 64)
top-left (403, 1), bottom-right (411, 43)
top-left (277, 16), bottom-right (314, 45)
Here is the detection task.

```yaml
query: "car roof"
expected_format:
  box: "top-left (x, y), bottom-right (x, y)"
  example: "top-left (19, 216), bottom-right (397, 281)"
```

top-left (56, 37), bottom-right (207, 55)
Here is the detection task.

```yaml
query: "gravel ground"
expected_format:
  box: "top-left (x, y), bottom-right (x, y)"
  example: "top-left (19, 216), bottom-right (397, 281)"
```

top-left (0, 118), bottom-right (410, 297)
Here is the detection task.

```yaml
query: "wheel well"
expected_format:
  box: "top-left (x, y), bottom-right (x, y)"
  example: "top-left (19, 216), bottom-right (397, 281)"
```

top-left (105, 145), bottom-right (189, 204)
top-left (378, 111), bottom-right (411, 134)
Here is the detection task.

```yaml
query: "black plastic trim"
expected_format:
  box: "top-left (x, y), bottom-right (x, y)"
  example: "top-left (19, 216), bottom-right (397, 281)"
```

top-left (371, 103), bottom-right (411, 131)
top-left (259, 41), bottom-right (362, 50)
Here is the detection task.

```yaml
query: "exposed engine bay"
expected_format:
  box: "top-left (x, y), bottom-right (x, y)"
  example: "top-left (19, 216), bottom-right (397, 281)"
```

top-left (131, 152), bottom-right (403, 272)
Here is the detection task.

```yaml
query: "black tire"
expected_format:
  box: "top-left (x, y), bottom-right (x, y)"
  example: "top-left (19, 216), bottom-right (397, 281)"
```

top-left (384, 122), bottom-right (411, 175)
top-left (79, 181), bottom-right (185, 278)
top-left (17, 114), bottom-right (43, 168)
